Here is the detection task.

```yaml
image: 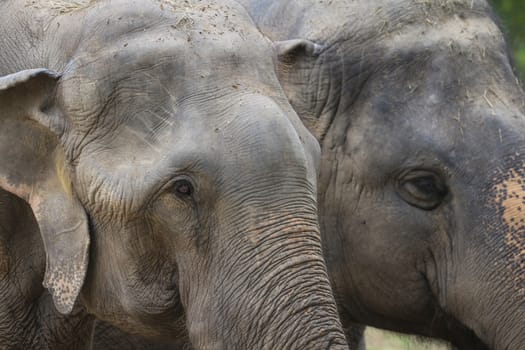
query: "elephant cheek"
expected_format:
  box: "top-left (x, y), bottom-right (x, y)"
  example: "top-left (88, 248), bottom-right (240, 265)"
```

top-left (492, 168), bottom-right (525, 296)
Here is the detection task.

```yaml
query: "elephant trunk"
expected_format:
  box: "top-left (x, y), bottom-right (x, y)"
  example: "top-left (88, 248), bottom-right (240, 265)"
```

top-left (451, 234), bottom-right (524, 350)
top-left (181, 208), bottom-right (348, 350)
top-left (466, 228), bottom-right (525, 349)
top-left (443, 163), bottom-right (525, 350)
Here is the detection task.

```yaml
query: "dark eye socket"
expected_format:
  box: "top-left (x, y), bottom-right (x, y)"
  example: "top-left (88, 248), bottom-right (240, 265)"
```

top-left (173, 179), bottom-right (194, 198)
top-left (398, 171), bottom-right (448, 210)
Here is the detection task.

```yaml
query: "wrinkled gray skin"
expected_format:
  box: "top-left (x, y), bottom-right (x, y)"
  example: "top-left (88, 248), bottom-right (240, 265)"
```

top-left (0, 0), bottom-right (349, 349)
top-left (236, 0), bottom-right (525, 349)
top-left (91, 320), bottom-right (183, 350)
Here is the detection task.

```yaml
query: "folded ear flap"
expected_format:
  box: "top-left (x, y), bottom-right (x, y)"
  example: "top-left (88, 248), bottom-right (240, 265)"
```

top-left (275, 39), bottom-right (324, 62)
top-left (274, 39), bottom-right (330, 139)
top-left (0, 69), bottom-right (89, 314)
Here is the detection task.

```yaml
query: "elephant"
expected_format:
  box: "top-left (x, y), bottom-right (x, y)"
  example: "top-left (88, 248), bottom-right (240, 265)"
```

top-left (235, 0), bottom-right (525, 349)
top-left (0, 0), bottom-right (350, 349)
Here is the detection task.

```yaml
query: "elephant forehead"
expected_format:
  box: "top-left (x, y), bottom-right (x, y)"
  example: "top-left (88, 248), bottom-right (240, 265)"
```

top-left (492, 167), bottom-right (525, 295)
top-left (59, 7), bottom-right (277, 133)
top-left (380, 16), bottom-right (502, 54)
top-left (26, 0), bottom-right (96, 13)
top-left (65, 0), bottom-right (271, 66)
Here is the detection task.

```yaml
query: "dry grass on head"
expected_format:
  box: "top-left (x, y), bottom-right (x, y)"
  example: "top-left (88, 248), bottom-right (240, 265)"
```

top-left (26, 0), bottom-right (97, 14)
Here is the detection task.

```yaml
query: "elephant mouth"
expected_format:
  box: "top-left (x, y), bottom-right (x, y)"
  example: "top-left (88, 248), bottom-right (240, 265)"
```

top-left (421, 276), bottom-right (490, 350)
top-left (437, 312), bottom-right (489, 350)
top-left (119, 288), bottom-right (187, 341)
top-left (401, 304), bottom-right (489, 349)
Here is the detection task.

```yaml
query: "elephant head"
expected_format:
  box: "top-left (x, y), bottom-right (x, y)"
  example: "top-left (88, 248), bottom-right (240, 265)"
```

top-left (242, 0), bottom-right (525, 348)
top-left (0, 0), bottom-right (348, 348)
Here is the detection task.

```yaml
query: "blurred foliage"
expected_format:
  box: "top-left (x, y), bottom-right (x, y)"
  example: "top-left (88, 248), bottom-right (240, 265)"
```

top-left (490, 0), bottom-right (525, 80)
top-left (365, 328), bottom-right (448, 350)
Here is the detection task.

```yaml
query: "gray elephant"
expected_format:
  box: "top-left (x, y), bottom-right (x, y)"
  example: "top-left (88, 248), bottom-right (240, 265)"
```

top-left (0, 0), bottom-right (349, 349)
top-left (236, 0), bottom-right (525, 349)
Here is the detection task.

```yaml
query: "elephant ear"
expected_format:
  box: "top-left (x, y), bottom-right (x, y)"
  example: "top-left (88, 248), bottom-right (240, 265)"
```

top-left (275, 39), bottom-right (323, 61)
top-left (0, 69), bottom-right (89, 314)
top-left (274, 39), bottom-right (332, 140)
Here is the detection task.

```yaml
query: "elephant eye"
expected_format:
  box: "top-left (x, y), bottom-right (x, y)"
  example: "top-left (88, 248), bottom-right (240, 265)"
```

top-left (397, 170), bottom-right (447, 210)
top-left (173, 179), bottom-right (194, 198)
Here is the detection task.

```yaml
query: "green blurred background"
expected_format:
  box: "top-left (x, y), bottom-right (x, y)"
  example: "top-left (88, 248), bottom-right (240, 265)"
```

top-left (491, 0), bottom-right (525, 80)
top-left (365, 1), bottom-right (524, 349)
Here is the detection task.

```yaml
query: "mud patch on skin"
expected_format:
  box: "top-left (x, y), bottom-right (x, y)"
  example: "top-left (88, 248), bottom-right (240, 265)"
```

top-left (492, 168), bottom-right (525, 296)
